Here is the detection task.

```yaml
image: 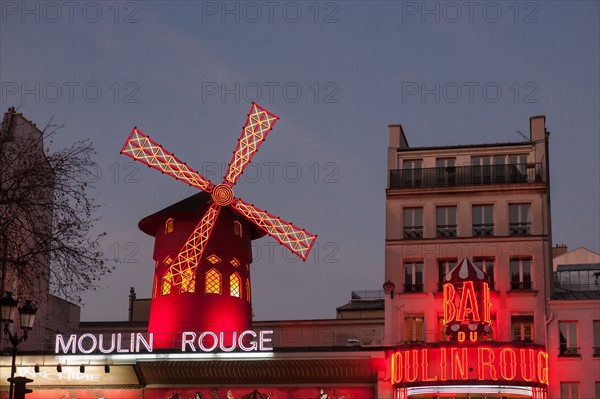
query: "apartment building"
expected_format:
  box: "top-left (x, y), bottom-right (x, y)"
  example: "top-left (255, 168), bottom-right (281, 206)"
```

top-left (384, 116), bottom-right (553, 398)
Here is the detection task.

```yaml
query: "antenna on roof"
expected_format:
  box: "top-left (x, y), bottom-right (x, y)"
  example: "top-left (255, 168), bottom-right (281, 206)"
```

top-left (516, 130), bottom-right (529, 142)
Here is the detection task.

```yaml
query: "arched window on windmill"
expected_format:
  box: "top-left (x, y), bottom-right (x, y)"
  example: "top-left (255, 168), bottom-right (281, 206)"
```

top-left (233, 221), bottom-right (242, 237)
top-left (230, 273), bottom-right (241, 298)
top-left (162, 271), bottom-right (174, 296)
top-left (205, 268), bottom-right (221, 295)
top-left (165, 218), bottom-right (175, 234)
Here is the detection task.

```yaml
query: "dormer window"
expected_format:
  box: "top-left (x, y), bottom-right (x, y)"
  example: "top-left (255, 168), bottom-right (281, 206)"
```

top-left (233, 221), bottom-right (242, 237)
top-left (165, 218), bottom-right (174, 234)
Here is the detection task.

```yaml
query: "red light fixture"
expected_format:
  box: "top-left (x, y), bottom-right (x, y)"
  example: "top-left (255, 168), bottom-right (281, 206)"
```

top-left (383, 280), bottom-right (395, 298)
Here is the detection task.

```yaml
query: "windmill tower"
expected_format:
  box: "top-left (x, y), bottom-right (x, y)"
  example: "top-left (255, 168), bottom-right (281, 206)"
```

top-left (122, 104), bottom-right (316, 348)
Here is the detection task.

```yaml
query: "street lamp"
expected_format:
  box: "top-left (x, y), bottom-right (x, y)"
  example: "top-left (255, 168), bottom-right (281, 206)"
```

top-left (383, 280), bottom-right (395, 298)
top-left (0, 292), bottom-right (37, 399)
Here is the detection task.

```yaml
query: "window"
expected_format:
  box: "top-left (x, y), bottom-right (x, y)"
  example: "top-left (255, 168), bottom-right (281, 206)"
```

top-left (557, 269), bottom-right (599, 291)
top-left (559, 321), bottom-right (580, 356)
top-left (438, 317), bottom-right (448, 342)
top-left (403, 207), bottom-right (423, 239)
top-left (437, 259), bottom-right (457, 291)
top-left (230, 273), bottom-right (241, 298)
top-left (509, 204), bottom-right (531, 235)
top-left (165, 218), bottom-right (174, 234)
top-left (512, 315), bottom-right (534, 342)
top-left (494, 156), bottom-right (506, 183)
top-left (436, 206), bottom-right (457, 237)
top-left (405, 315), bottom-right (424, 342)
top-left (404, 261), bottom-right (423, 292)
top-left (180, 267), bottom-right (195, 293)
top-left (510, 258), bottom-right (532, 290)
top-left (402, 160), bottom-right (423, 188)
top-left (560, 382), bottom-right (579, 399)
top-left (471, 156), bottom-right (491, 184)
top-left (472, 205), bottom-right (494, 236)
top-left (233, 221), bottom-right (242, 237)
top-left (246, 278), bottom-right (251, 302)
top-left (436, 158), bottom-right (456, 186)
top-left (594, 320), bottom-right (600, 357)
top-left (162, 271), bottom-right (173, 296)
top-left (508, 155), bottom-right (528, 182)
top-left (205, 268), bottom-right (221, 295)
top-left (596, 381), bottom-right (600, 399)
top-left (474, 258), bottom-right (495, 290)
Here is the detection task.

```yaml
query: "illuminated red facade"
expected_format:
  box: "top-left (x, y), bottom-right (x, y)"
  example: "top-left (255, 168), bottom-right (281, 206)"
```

top-left (138, 193), bottom-right (261, 347)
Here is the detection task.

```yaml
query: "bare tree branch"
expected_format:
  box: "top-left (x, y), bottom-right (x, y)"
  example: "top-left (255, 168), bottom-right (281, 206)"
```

top-left (0, 109), bottom-right (112, 305)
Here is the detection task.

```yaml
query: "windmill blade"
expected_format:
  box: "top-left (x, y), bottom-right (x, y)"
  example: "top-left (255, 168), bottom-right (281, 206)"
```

top-left (230, 198), bottom-right (316, 261)
top-left (223, 103), bottom-right (278, 186)
top-left (121, 128), bottom-right (214, 192)
top-left (166, 203), bottom-right (221, 293)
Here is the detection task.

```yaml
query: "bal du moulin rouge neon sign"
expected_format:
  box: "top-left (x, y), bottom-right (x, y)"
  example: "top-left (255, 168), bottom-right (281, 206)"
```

top-left (390, 258), bottom-right (549, 387)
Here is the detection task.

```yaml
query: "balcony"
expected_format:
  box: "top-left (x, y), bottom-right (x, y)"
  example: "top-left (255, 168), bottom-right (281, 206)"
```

top-left (554, 283), bottom-right (600, 292)
top-left (403, 227), bottom-right (423, 239)
top-left (390, 163), bottom-right (544, 189)
top-left (436, 225), bottom-right (457, 238)
top-left (473, 224), bottom-right (494, 237)
top-left (509, 222), bottom-right (531, 236)
top-left (558, 346), bottom-right (581, 357)
top-left (594, 347), bottom-right (600, 357)
top-left (404, 283), bottom-right (424, 293)
top-left (511, 281), bottom-right (533, 290)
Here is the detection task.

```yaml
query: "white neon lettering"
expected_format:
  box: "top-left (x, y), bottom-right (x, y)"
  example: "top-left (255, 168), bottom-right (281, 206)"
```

top-left (55, 334), bottom-right (77, 354)
top-left (238, 330), bottom-right (258, 351)
top-left (137, 332), bottom-right (153, 352)
top-left (98, 334), bottom-right (115, 353)
top-left (116, 333), bottom-right (129, 353)
top-left (259, 330), bottom-right (273, 351)
top-left (55, 330), bottom-right (272, 354)
top-left (77, 333), bottom-right (97, 354)
top-left (198, 331), bottom-right (218, 352)
top-left (219, 332), bottom-right (237, 352)
top-left (182, 332), bottom-right (197, 352)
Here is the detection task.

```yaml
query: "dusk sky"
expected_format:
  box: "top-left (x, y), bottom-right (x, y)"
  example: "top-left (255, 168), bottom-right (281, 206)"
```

top-left (1, 1), bottom-right (598, 322)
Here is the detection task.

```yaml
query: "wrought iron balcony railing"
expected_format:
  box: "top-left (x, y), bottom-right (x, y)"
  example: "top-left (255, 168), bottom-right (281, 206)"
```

top-left (554, 283), bottom-right (600, 292)
top-left (473, 224), bottom-right (494, 237)
top-left (403, 227), bottom-right (423, 239)
top-left (558, 346), bottom-right (581, 357)
top-left (509, 222), bottom-right (531, 236)
top-left (436, 225), bottom-right (457, 238)
top-left (594, 347), bottom-right (600, 357)
top-left (390, 163), bottom-right (545, 189)
top-left (404, 283), bottom-right (424, 293)
top-left (511, 281), bottom-right (533, 290)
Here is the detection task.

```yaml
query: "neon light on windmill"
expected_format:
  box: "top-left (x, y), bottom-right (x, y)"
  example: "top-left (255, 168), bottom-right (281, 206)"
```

top-left (121, 103), bottom-right (317, 348)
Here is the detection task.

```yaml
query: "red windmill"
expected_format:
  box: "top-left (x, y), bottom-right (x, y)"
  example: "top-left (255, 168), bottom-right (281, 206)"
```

top-left (121, 103), bottom-right (317, 348)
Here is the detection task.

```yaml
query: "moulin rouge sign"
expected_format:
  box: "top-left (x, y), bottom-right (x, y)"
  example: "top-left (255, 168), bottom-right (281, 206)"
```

top-left (55, 330), bottom-right (274, 354)
top-left (390, 259), bottom-right (549, 387)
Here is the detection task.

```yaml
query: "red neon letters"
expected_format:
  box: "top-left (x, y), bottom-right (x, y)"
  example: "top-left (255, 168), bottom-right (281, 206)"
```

top-left (391, 345), bottom-right (549, 386)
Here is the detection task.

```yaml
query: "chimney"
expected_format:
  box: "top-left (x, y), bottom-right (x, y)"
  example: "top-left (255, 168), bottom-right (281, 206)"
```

top-left (388, 124), bottom-right (409, 187)
top-left (128, 287), bottom-right (137, 321)
top-left (389, 124), bottom-right (409, 149)
top-left (552, 244), bottom-right (568, 258)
